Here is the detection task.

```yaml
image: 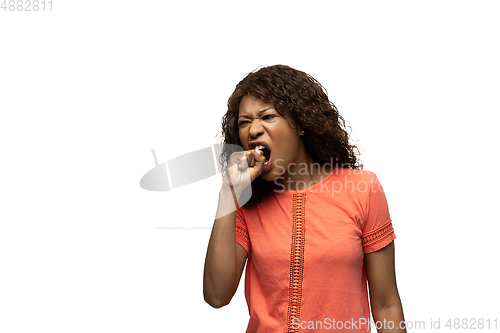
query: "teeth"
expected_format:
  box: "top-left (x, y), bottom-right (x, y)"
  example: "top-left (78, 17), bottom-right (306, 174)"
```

top-left (264, 161), bottom-right (268, 166)
top-left (254, 145), bottom-right (266, 155)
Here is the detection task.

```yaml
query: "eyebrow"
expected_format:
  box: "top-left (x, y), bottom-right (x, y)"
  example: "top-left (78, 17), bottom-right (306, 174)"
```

top-left (238, 107), bottom-right (275, 119)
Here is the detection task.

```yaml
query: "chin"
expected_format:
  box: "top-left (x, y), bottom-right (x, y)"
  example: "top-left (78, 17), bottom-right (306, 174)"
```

top-left (260, 173), bottom-right (272, 181)
top-left (260, 169), bottom-right (281, 182)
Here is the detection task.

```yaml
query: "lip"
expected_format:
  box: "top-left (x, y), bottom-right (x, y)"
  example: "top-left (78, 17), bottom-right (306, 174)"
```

top-left (262, 155), bottom-right (272, 173)
top-left (248, 140), bottom-right (271, 151)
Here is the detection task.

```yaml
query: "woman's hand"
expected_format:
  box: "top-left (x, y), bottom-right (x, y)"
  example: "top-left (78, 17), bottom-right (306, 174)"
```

top-left (224, 148), bottom-right (266, 197)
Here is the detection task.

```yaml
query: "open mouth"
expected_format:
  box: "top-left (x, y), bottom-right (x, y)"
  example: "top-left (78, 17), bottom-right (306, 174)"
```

top-left (254, 145), bottom-right (271, 165)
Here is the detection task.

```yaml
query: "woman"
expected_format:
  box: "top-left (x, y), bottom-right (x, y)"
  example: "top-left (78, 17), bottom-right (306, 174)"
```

top-left (203, 65), bottom-right (406, 333)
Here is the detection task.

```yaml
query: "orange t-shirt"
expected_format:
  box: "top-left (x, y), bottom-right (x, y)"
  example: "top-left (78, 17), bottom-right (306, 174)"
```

top-left (235, 167), bottom-right (396, 333)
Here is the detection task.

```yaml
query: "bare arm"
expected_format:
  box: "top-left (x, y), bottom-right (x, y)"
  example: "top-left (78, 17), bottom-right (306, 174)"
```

top-left (203, 149), bottom-right (264, 308)
top-left (364, 241), bottom-right (407, 333)
top-left (203, 185), bottom-right (248, 308)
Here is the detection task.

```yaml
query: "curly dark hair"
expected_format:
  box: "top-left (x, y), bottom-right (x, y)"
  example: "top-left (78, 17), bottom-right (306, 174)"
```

top-left (217, 64), bottom-right (362, 206)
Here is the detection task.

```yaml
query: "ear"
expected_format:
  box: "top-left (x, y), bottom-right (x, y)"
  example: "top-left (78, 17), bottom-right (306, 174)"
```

top-left (299, 128), bottom-right (305, 136)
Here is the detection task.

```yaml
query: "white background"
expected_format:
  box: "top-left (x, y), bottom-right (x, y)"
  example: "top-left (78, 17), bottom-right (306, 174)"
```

top-left (1, 1), bottom-right (499, 332)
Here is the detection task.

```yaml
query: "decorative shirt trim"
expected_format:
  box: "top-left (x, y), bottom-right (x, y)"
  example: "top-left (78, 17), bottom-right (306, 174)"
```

top-left (286, 193), bottom-right (307, 332)
top-left (361, 219), bottom-right (394, 247)
top-left (235, 224), bottom-right (250, 248)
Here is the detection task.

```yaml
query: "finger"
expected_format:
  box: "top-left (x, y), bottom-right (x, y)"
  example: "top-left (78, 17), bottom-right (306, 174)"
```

top-left (229, 151), bottom-right (244, 166)
top-left (248, 149), bottom-right (266, 179)
top-left (245, 150), bottom-right (256, 167)
top-left (236, 151), bottom-right (255, 169)
top-left (237, 154), bottom-right (249, 170)
top-left (254, 148), bottom-right (266, 167)
top-left (253, 148), bottom-right (266, 163)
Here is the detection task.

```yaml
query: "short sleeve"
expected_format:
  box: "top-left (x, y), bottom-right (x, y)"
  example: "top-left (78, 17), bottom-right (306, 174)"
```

top-left (361, 174), bottom-right (396, 254)
top-left (235, 206), bottom-right (251, 254)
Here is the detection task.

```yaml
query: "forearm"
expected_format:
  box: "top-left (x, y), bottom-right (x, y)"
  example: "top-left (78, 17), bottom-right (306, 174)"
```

top-left (371, 304), bottom-right (407, 333)
top-left (203, 185), bottom-right (239, 307)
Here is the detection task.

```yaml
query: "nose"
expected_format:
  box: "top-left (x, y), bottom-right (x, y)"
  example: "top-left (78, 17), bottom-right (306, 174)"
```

top-left (248, 121), bottom-right (264, 139)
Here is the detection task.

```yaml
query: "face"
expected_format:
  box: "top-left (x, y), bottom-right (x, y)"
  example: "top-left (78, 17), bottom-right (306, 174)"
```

top-left (238, 94), bottom-right (306, 181)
